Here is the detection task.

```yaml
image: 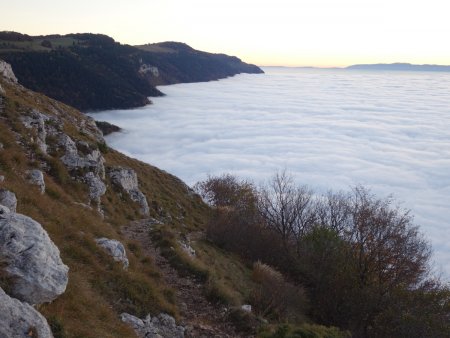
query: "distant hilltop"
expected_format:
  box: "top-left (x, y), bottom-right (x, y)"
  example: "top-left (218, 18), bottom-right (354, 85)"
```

top-left (346, 62), bottom-right (450, 72)
top-left (0, 31), bottom-right (263, 111)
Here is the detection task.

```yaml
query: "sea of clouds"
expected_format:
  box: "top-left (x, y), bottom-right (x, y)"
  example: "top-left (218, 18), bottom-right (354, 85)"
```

top-left (91, 67), bottom-right (450, 277)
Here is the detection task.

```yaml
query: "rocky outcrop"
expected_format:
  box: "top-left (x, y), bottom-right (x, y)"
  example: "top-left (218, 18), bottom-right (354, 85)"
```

top-left (95, 237), bottom-right (129, 269)
top-left (84, 172), bottom-right (106, 205)
top-left (0, 288), bottom-right (54, 338)
top-left (26, 169), bottom-right (45, 194)
top-left (60, 136), bottom-right (105, 179)
top-left (0, 60), bottom-right (18, 83)
top-left (0, 189), bottom-right (17, 212)
top-left (108, 167), bottom-right (149, 216)
top-left (20, 110), bottom-right (56, 155)
top-left (121, 312), bottom-right (184, 338)
top-left (0, 210), bottom-right (69, 304)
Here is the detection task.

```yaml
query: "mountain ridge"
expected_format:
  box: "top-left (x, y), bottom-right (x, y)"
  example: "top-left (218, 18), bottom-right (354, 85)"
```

top-left (0, 31), bottom-right (263, 111)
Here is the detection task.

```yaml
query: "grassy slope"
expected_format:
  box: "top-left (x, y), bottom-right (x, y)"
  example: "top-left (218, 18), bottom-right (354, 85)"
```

top-left (0, 76), bottom-right (269, 337)
top-left (0, 77), bottom-right (348, 338)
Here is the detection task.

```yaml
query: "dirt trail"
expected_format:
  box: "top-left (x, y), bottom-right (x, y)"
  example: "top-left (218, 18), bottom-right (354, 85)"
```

top-left (121, 219), bottom-right (244, 338)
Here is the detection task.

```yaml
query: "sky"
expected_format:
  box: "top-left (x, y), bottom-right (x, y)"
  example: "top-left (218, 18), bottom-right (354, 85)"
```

top-left (1, 0), bottom-right (450, 66)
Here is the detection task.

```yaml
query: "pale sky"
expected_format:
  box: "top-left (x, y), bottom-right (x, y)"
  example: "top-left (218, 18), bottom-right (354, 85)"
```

top-left (1, 0), bottom-right (449, 67)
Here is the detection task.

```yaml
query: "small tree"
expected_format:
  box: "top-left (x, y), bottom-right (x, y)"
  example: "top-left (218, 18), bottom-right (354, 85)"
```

top-left (258, 171), bottom-right (316, 250)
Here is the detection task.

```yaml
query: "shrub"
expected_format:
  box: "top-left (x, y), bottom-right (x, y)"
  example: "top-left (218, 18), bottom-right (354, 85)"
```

top-left (251, 262), bottom-right (307, 321)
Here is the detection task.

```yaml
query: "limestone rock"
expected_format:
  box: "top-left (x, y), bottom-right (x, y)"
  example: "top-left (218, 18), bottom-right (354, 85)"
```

top-left (84, 172), bottom-right (106, 204)
top-left (0, 204), bottom-right (10, 214)
top-left (0, 288), bottom-right (54, 338)
top-left (241, 304), bottom-right (252, 312)
top-left (58, 134), bottom-right (105, 178)
top-left (0, 60), bottom-right (18, 83)
top-left (178, 240), bottom-right (196, 257)
top-left (0, 189), bottom-right (17, 212)
top-left (26, 169), bottom-right (45, 194)
top-left (108, 167), bottom-right (149, 216)
top-left (95, 237), bottom-right (129, 269)
top-left (121, 312), bottom-right (184, 338)
top-left (80, 116), bottom-right (105, 143)
top-left (20, 110), bottom-right (55, 154)
top-left (0, 212), bottom-right (69, 304)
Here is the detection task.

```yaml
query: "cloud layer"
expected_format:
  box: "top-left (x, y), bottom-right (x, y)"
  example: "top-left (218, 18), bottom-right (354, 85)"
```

top-left (91, 67), bottom-right (450, 277)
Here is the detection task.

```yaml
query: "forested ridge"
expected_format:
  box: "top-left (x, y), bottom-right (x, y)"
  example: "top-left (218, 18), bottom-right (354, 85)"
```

top-left (0, 32), bottom-right (263, 111)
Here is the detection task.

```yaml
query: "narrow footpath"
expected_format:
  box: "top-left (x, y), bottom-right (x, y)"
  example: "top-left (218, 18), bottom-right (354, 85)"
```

top-left (121, 219), bottom-right (244, 338)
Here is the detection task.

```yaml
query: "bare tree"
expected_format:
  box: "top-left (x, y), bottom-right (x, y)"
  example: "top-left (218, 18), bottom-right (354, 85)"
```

top-left (258, 171), bottom-right (317, 250)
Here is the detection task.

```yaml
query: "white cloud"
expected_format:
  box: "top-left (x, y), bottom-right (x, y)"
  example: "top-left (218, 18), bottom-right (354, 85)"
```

top-left (91, 67), bottom-right (450, 278)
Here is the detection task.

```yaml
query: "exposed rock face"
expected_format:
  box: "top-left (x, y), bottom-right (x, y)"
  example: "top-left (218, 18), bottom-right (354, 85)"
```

top-left (0, 60), bottom-right (18, 83)
top-left (139, 64), bottom-right (159, 77)
top-left (0, 288), bottom-right (54, 338)
top-left (95, 237), bottom-right (129, 269)
top-left (20, 110), bottom-right (56, 154)
top-left (108, 167), bottom-right (149, 216)
top-left (26, 169), bottom-right (45, 194)
top-left (60, 136), bottom-right (105, 179)
top-left (121, 312), bottom-right (185, 338)
top-left (0, 211), bottom-right (69, 304)
top-left (0, 189), bottom-right (17, 212)
top-left (84, 172), bottom-right (106, 204)
top-left (0, 204), bottom-right (10, 214)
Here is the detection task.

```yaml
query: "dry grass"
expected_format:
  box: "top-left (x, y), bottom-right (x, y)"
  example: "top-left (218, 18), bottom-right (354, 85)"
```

top-left (0, 79), bottom-right (210, 337)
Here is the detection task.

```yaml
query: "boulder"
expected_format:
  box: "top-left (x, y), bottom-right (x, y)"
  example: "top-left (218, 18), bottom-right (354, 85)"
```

top-left (84, 172), bottom-right (106, 204)
top-left (0, 60), bottom-right (18, 83)
top-left (26, 169), bottom-right (46, 194)
top-left (0, 288), bottom-right (54, 338)
top-left (95, 237), bottom-right (129, 269)
top-left (0, 212), bottom-right (69, 304)
top-left (0, 189), bottom-right (17, 212)
top-left (108, 167), bottom-right (150, 216)
top-left (241, 304), bottom-right (252, 312)
top-left (59, 134), bottom-right (105, 179)
top-left (121, 312), bottom-right (184, 338)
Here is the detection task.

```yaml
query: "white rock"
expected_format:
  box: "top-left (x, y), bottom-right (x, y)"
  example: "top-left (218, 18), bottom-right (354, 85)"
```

top-left (121, 312), bottom-right (184, 338)
top-left (26, 169), bottom-right (45, 194)
top-left (84, 172), bottom-right (106, 204)
top-left (178, 240), bottom-right (196, 257)
top-left (0, 212), bottom-right (69, 304)
top-left (0, 60), bottom-right (18, 83)
top-left (95, 237), bottom-right (129, 269)
top-left (108, 167), bottom-right (150, 216)
top-left (0, 288), bottom-right (54, 338)
top-left (0, 204), bottom-right (10, 214)
top-left (0, 175), bottom-right (4, 182)
top-left (0, 189), bottom-right (17, 212)
top-left (241, 304), bottom-right (252, 312)
top-left (20, 110), bottom-right (52, 154)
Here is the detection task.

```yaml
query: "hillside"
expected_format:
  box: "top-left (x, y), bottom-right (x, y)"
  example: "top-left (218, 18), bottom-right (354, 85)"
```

top-left (0, 61), bottom-right (352, 338)
top-left (0, 32), bottom-right (263, 111)
top-left (1, 60), bottom-right (449, 338)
